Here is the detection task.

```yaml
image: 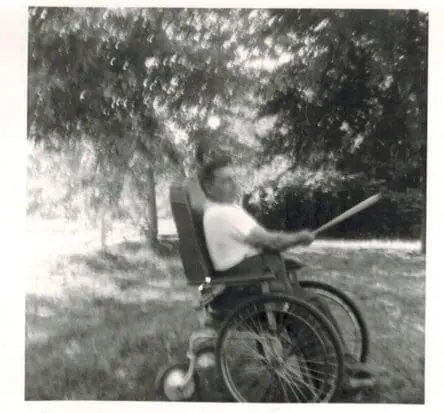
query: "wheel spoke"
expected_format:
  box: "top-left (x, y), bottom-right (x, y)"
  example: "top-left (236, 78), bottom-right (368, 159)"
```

top-left (286, 364), bottom-right (336, 391)
top-left (280, 364), bottom-right (318, 401)
top-left (278, 373), bottom-right (291, 402)
top-left (263, 372), bottom-right (279, 402)
top-left (278, 367), bottom-right (309, 402)
top-left (218, 296), bottom-right (343, 403)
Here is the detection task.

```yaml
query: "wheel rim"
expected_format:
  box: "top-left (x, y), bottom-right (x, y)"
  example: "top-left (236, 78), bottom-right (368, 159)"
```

top-left (306, 288), bottom-right (364, 361)
top-left (162, 366), bottom-right (196, 401)
top-left (298, 278), bottom-right (370, 363)
top-left (217, 296), bottom-right (343, 403)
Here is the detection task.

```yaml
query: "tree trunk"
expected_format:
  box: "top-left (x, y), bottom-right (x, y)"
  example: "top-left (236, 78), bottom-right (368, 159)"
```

top-left (100, 206), bottom-right (108, 252)
top-left (144, 164), bottom-right (158, 247)
top-left (133, 139), bottom-right (160, 247)
top-left (420, 180), bottom-right (426, 254)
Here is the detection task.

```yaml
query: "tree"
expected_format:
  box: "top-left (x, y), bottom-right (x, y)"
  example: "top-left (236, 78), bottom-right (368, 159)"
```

top-left (28, 8), bottom-right (175, 246)
top-left (28, 7), bottom-right (260, 246)
top-left (255, 9), bottom-right (427, 247)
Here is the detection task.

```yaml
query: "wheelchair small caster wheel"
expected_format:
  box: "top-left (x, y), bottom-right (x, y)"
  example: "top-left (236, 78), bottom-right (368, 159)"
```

top-left (155, 363), bottom-right (200, 401)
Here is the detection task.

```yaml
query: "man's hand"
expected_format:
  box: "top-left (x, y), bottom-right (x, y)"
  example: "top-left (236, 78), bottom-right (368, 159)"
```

top-left (297, 230), bottom-right (315, 246)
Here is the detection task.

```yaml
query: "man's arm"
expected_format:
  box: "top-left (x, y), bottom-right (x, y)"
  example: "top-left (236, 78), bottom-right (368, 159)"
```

top-left (244, 226), bottom-right (315, 251)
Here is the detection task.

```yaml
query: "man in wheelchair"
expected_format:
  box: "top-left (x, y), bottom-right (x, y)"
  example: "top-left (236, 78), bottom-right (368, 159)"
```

top-left (197, 155), bottom-right (376, 391)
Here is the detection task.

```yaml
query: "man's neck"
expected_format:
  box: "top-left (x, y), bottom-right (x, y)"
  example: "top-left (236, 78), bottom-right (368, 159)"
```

top-left (207, 199), bottom-right (241, 208)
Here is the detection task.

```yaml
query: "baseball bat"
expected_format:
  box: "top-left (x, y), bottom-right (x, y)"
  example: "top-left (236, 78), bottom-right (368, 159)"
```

top-left (313, 193), bottom-right (382, 236)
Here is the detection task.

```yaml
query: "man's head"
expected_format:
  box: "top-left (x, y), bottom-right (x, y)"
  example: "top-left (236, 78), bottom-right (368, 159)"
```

top-left (199, 156), bottom-right (238, 204)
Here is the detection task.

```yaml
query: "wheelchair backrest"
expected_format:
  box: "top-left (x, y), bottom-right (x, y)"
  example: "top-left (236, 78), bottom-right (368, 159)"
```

top-left (169, 177), bottom-right (214, 285)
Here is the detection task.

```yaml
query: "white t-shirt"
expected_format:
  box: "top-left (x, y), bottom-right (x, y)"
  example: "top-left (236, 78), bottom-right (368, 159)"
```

top-left (203, 202), bottom-right (263, 271)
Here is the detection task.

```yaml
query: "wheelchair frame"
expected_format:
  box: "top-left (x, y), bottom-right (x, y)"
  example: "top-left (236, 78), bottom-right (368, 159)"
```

top-left (156, 179), bottom-right (368, 403)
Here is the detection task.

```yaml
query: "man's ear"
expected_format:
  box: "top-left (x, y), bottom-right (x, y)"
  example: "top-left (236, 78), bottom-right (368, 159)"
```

top-left (197, 174), bottom-right (208, 194)
top-left (201, 181), bottom-right (211, 197)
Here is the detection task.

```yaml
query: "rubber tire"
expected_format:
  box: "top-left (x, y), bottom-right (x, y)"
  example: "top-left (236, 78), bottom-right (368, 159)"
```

top-left (155, 362), bottom-right (201, 401)
top-left (299, 279), bottom-right (370, 363)
top-left (215, 293), bottom-right (345, 403)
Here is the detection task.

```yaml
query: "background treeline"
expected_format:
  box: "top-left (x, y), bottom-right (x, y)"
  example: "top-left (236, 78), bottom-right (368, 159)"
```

top-left (27, 8), bottom-right (427, 247)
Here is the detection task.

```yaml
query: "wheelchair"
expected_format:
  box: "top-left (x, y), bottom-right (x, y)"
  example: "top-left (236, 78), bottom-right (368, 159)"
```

top-left (155, 179), bottom-right (369, 403)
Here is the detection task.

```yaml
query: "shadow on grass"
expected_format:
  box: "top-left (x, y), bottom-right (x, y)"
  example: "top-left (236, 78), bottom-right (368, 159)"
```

top-left (66, 240), bottom-right (181, 279)
top-left (116, 239), bottom-right (180, 258)
top-left (25, 236), bottom-right (207, 400)
top-left (26, 291), bottom-right (202, 400)
top-left (26, 241), bottom-right (425, 402)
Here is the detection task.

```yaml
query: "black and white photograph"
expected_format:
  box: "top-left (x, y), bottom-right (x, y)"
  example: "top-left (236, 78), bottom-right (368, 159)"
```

top-left (20, 3), bottom-right (432, 405)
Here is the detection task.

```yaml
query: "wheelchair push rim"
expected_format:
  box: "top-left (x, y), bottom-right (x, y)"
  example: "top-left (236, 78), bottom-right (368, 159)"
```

top-left (215, 294), bottom-right (345, 403)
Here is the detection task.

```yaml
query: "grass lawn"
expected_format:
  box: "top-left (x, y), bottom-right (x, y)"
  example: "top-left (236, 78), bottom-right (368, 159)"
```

top-left (25, 239), bottom-right (425, 402)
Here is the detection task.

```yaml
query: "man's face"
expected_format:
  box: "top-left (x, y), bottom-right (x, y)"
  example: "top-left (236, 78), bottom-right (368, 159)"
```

top-left (207, 166), bottom-right (238, 203)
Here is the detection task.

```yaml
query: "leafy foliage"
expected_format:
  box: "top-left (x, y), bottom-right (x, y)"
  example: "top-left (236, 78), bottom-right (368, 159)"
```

top-left (28, 7), bottom-right (261, 241)
top-left (256, 9), bottom-right (427, 190)
top-left (28, 8), bottom-right (427, 242)
top-left (244, 9), bottom-right (427, 241)
top-left (245, 170), bottom-right (422, 238)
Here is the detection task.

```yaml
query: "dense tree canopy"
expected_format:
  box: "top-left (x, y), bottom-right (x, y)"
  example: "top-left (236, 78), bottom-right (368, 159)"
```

top-left (27, 7), bottom-right (428, 247)
top-left (28, 7), bottom-right (263, 244)
top-left (256, 10), bottom-right (427, 190)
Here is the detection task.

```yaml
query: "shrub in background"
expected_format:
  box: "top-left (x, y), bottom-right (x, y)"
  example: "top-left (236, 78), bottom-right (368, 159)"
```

top-left (244, 167), bottom-right (423, 239)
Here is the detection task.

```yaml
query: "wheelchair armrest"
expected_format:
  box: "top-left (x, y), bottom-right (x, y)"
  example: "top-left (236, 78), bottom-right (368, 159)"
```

top-left (194, 284), bottom-right (227, 309)
top-left (206, 272), bottom-right (275, 286)
top-left (281, 251), bottom-right (306, 271)
top-left (284, 259), bottom-right (305, 271)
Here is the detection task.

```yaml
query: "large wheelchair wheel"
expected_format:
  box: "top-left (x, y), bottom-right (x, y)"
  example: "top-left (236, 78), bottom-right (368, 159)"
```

top-left (215, 294), bottom-right (345, 403)
top-left (298, 280), bottom-right (370, 363)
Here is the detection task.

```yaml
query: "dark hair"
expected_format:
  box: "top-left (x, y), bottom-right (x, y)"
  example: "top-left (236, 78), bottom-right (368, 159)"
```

top-left (199, 155), bottom-right (233, 191)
